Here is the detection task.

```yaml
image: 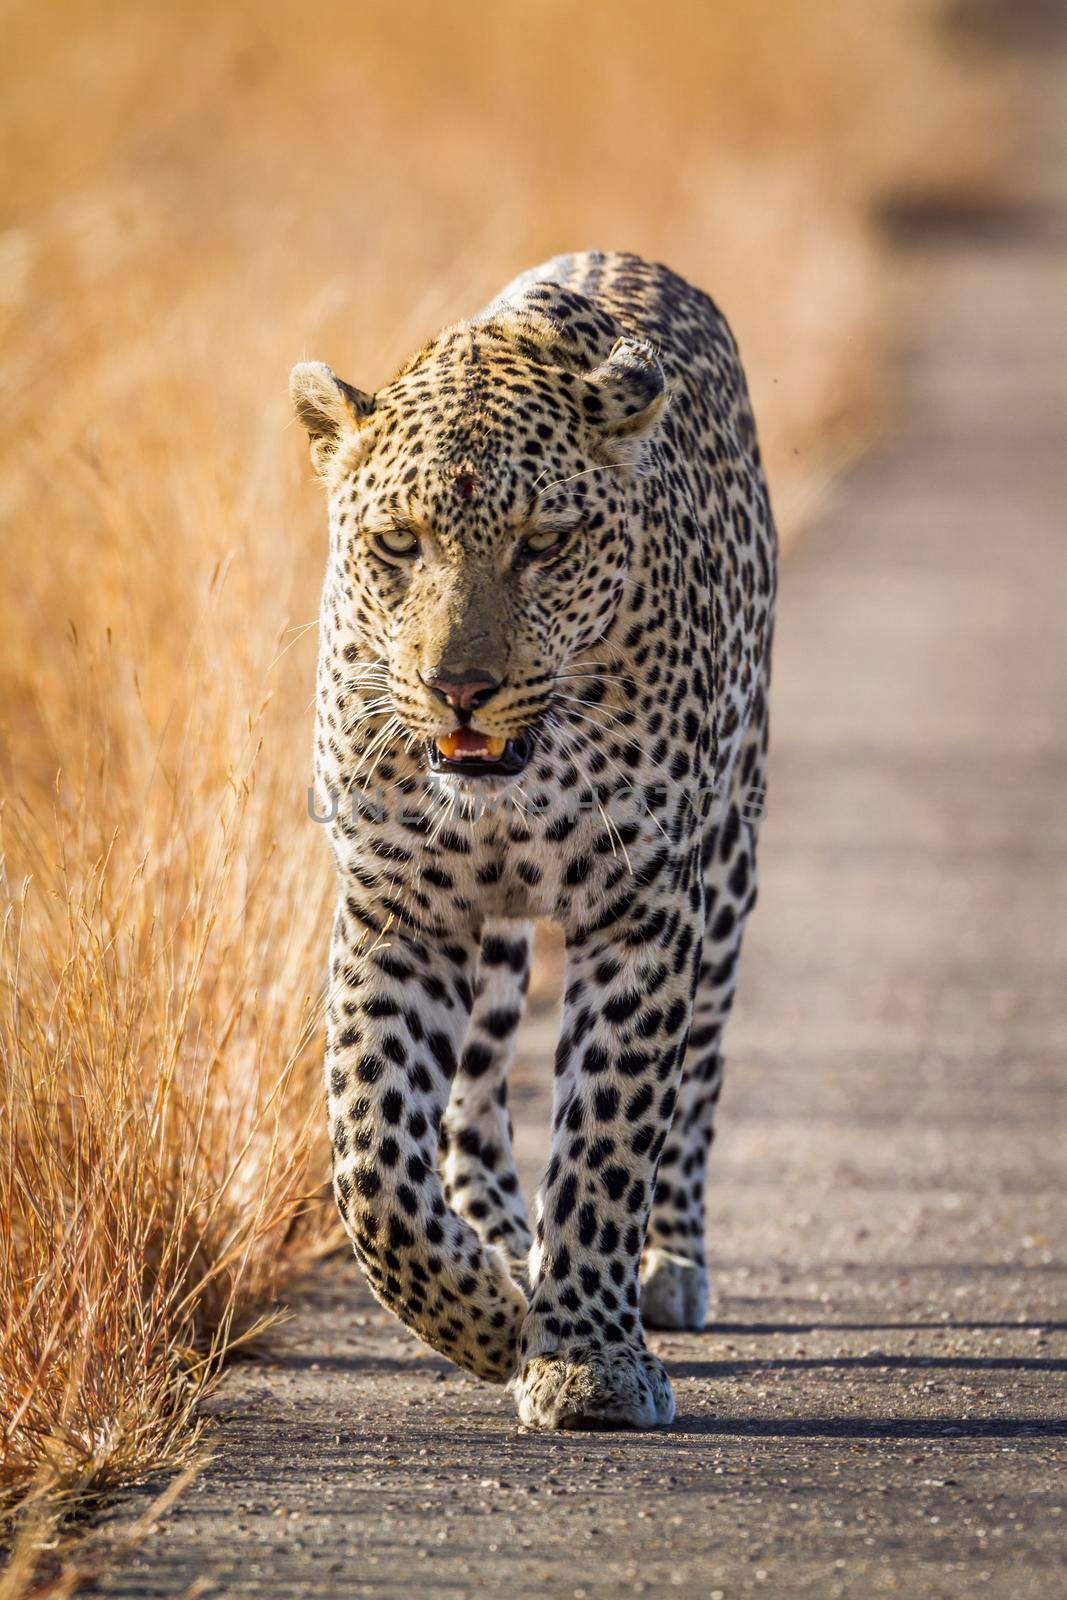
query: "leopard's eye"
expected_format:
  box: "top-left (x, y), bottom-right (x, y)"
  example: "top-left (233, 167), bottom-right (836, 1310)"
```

top-left (371, 526), bottom-right (420, 559)
top-left (517, 525), bottom-right (572, 566)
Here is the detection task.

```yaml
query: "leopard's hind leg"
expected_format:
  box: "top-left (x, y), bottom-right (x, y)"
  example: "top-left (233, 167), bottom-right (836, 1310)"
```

top-left (641, 677), bottom-right (767, 1330)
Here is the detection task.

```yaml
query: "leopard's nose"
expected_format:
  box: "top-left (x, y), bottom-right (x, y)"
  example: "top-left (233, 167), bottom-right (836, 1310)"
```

top-left (420, 668), bottom-right (502, 713)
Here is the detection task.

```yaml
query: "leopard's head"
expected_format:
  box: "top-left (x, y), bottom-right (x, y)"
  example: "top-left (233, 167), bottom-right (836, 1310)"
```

top-left (293, 308), bottom-right (665, 789)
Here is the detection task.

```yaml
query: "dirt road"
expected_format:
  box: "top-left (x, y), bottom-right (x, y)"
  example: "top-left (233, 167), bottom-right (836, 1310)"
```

top-left (98, 28), bottom-right (1066, 1600)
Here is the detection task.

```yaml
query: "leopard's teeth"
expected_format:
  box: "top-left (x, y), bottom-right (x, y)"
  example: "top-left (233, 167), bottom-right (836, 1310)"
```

top-left (434, 732), bottom-right (508, 761)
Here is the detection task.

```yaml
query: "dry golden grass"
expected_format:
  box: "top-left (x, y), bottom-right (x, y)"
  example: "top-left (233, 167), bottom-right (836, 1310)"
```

top-left (0, 0), bottom-right (1011, 1574)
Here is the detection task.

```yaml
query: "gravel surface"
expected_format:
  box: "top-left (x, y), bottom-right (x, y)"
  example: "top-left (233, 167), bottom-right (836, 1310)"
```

top-left (96, 28), bottom-right (1066, 1600)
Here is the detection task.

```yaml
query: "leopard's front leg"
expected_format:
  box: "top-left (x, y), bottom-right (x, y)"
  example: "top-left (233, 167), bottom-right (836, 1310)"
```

top-left (326, 896), bottom-right (526, 1381)
top-left (512, 889), bottom-right (701, 1428)
top-left (440, 919), bottom-right (535, 1278)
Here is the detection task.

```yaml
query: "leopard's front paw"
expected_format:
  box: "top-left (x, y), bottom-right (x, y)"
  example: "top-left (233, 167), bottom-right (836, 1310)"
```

top-left (510, 1343), bottom-right (675, 1430)
top-left (640, 1247), bottom-right (709, 1331)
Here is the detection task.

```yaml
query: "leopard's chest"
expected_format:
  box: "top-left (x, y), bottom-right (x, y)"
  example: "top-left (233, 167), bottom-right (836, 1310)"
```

top-left (325, 773), bottom-right (699, 933)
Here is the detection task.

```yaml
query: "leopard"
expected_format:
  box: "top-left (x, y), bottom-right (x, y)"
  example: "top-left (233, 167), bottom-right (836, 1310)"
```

top-left (290, 250), bottom-right (776, 1430)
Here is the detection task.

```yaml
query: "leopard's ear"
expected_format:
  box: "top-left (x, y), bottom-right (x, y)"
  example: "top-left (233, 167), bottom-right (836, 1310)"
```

top-left (584, 338), bottom-right (667, 467)
top-left (289, 361), bottom-right (374, 475)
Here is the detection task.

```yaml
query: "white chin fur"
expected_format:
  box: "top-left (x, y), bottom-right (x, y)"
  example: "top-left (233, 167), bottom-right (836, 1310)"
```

top-left (432, 769), bottom-right (524, 806)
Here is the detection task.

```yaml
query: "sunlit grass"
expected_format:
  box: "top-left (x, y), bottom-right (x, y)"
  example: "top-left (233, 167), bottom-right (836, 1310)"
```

top-left (0, 655), bottom-right (338, 1522)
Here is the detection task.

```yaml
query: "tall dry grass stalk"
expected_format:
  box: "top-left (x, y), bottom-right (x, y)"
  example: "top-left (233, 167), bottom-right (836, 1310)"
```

top-left (0, 0), bottom-right (1011, 1568)
top-left (0, 634), bottom-right (340, 1519)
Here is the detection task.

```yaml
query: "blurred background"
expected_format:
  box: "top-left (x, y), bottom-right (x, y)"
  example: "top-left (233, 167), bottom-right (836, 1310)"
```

top-left (0, 0), bottom-right (1025, 1553)
top-left (0, 0), bottom-right (1017, 805)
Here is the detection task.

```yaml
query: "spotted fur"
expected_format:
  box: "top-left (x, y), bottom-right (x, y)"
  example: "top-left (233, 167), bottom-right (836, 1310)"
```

top-left (291, 251), bottom-right (776, 1429)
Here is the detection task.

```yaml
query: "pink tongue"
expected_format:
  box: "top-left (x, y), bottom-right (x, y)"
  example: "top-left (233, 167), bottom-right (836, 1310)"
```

top-left (451, 729), bottom-right (490, 756)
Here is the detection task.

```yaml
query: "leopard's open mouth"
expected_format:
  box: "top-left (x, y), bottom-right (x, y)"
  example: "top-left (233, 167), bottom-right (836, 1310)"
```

top-left (427, 728), bottom-right (535, 779)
